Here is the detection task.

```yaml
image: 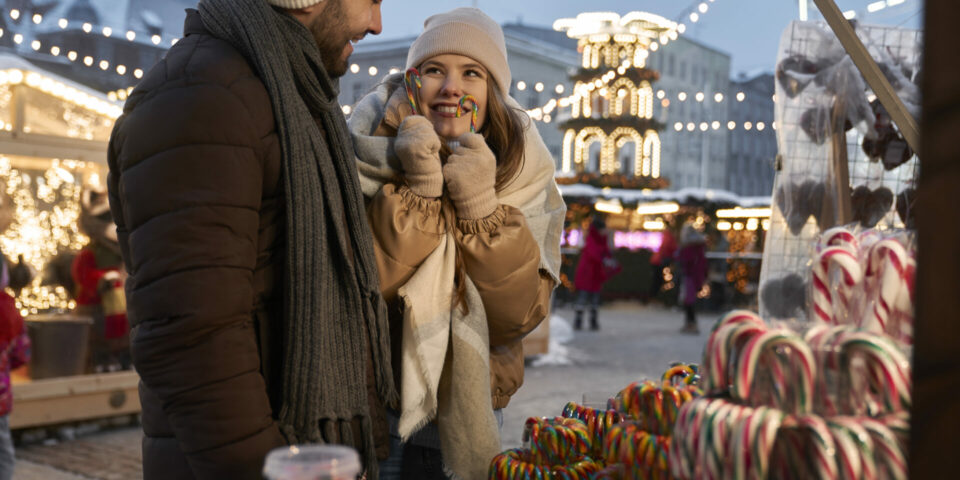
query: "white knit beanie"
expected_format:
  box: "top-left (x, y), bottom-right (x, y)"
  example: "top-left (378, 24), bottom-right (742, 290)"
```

top-left (406, 8), bottom-right (511, 95)
top-left (266, 0), bottom-right (323, 8)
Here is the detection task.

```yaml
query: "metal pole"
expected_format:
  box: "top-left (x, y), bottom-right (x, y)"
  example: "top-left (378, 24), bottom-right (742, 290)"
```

top-left (811, 0), bottom-right (921, 155)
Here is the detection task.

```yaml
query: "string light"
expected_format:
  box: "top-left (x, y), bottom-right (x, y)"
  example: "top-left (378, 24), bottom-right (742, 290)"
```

top-left (368, 66), bottom-right (377, 76)
top-left (0, 157), bottom-right (101, 314)
top-left (32, 14), bottom-right (42, 24)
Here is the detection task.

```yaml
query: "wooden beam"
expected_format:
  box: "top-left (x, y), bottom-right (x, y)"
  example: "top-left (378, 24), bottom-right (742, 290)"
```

top-left (811, 0), bottom-right (921, 156)
top-left (10, 372), bottom-right (140, 429)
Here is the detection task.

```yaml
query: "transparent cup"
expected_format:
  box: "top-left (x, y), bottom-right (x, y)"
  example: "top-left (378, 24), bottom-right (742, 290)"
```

top-left (262, 445), bottom-right (361, 480)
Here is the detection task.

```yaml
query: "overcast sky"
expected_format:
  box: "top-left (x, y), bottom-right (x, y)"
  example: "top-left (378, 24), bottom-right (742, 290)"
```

top-left (365, 0), bottom-right (923, 76)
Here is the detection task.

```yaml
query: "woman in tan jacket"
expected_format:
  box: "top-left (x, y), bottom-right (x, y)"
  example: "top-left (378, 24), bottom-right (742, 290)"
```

top-left (349, 8), bottom-right (565, 479)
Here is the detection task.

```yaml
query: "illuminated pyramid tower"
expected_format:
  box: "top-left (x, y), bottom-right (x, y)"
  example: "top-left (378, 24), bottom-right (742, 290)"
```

top-left (554, 12), bottom-right (677, 181)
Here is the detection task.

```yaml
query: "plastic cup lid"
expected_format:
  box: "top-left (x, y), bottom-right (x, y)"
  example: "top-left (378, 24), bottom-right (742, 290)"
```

top-left (262, 445), bottom-right (361, 479)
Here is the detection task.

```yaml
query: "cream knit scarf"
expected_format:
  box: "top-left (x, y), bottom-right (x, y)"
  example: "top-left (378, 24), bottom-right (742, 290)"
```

top-left (349, 74), bottom-right (565, 479)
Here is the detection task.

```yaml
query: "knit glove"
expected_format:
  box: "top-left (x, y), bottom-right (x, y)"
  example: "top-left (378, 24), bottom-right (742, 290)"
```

top-left (443, 133), bottom-right (499, 219)
top-left (395, 116), bottom-right (443, 198)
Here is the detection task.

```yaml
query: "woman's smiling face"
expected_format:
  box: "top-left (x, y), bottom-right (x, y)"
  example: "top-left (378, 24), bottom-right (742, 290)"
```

top-left (417, 54), bottom-right (489, 140)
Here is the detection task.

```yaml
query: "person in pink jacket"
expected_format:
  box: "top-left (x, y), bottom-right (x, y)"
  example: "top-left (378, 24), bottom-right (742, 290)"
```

top-left (0, 258), bottom-right (30, 480)
top-left (573, 217), bottom-right (618, 330)
top-left (676, 224), bottom-right (708, 334)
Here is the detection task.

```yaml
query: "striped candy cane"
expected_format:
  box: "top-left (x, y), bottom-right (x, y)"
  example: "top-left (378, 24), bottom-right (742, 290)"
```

top-left (863, 239), bottom-right (912, 335)
top-left (821, 226), bottom-right (859, 252)
top-left (812, 246), bottom-right (863, 324)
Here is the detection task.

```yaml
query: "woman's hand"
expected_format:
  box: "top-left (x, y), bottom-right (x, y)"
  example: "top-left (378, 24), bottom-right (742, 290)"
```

top-left (395, 116), bottom-right (443, 198)
top-left (443, 133), bottom-right (498, 219)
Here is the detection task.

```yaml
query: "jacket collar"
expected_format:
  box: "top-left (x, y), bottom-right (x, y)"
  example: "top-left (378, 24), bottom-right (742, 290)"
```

top-left (183, 9), bottom-right (206, 37)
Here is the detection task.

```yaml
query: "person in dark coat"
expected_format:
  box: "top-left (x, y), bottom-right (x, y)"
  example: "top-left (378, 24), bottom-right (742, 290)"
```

top-left (573, 217), bottom-right (618, 330)
top-left (676, 224), bottom-right (708, 334)
top-left (106, 1), bottom-right (395, 479)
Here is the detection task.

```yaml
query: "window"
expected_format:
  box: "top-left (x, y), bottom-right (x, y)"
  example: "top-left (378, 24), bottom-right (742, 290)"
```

top-left (667, 55), bottom-right (675, 76)
top-left (679, 61), bottom-right (687, 81)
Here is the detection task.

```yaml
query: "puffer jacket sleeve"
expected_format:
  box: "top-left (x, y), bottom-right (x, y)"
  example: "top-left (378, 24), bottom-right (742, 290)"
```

top-left (107, 81), bottom-right (285, 478)
top-left (366, 182), bottom-right (446, 302)
top-left (454, 205), bottom-right (554, 347)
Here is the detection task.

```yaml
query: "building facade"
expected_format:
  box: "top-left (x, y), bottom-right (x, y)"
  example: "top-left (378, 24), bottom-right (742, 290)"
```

top-left (0, 0), bottom-right (191, 93)
top-left (725, 72), bottom-right (776, 196)
top-left (645, 35), bottom-right (732, 190)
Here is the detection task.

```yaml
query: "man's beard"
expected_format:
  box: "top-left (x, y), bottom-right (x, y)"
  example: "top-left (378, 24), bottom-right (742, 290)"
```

top-left (309, 0), bottom-right (352, 78)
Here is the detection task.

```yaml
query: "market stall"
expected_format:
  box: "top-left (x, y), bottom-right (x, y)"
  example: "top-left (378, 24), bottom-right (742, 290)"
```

top-left (0, 54), bottom-right (138, 430)
top-left (490, 1), bottom-right (920, 476)
top-left (556, 183), bottom-right (771, 310)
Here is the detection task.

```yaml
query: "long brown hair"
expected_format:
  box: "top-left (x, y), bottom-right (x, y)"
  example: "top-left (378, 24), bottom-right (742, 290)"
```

top-left (449, 76), bottom-right (529, 313)
top-left (480, 75), bottom-right (528, 192)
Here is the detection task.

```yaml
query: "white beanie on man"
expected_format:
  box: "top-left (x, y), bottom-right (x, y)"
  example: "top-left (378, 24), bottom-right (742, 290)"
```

top-left (406, 8), bottom-right (511, 94)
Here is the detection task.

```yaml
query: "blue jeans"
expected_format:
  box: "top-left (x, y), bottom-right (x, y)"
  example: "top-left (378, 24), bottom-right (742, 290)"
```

top-left (379, 410), bottom-right (503, 480)
top-left (0, 415), bottom-right (13, 480)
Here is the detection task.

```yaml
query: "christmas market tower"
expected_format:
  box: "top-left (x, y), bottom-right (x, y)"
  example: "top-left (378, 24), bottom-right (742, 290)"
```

top-left (554, 12), bottom-right (676, 187)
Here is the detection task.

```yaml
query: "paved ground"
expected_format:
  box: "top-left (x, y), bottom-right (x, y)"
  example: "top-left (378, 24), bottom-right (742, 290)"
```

top-left (501, 302), bottom-right (712, 448)
top-left (11, 302), bottom-right (719, 478)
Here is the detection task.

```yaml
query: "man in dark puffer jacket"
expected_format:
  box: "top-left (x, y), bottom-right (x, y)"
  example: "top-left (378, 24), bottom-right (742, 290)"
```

top-left (106, 1), bottom-right (396, 478)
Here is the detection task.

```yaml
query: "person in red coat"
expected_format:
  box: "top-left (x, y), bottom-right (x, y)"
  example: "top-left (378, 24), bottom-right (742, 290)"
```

top-left (72, 188), bottom-right (128, 372)
top-left (573, 217), bottom-right (618, 330)
top-left (0, 255), bottom-right (29, 480)
top-left (676, 224), bottom-right (708, 334)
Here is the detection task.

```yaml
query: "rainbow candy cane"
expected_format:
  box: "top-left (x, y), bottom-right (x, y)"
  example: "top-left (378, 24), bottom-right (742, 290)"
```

top-left (403, 68), bottom-right (422, 113)
top-left (457, 94), bottom-right (479, 133)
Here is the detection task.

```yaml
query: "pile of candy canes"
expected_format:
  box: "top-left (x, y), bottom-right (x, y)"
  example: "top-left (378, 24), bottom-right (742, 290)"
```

top-left (812, 226), bottom-right (915, 344)
top-left (669, 309), bottom-right (910, 480)
top-left (489, 364), bottom-right (702, 479)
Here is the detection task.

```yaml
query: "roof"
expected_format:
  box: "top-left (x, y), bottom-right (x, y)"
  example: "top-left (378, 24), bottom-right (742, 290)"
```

top-left (558, 184), bottom-right (770, 207)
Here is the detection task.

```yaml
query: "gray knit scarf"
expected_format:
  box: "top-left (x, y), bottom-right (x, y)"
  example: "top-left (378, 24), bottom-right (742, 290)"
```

top-left (198, 0), bottom-right (395, 475)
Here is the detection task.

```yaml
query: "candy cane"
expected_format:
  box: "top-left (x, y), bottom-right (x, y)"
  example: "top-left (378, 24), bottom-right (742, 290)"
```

top-left (812, 246), bottom-right (863, 324)
top-left (821, 226), bottom-right (860, 252)
top-left (805, 324), bottom-right (856, 416)
top-left (861, 417), bottom-right (908, 480)
top-left (730, 406), bottom-right (785, 480)
top-left (792, 415), bottom-right (840, 480)
top-left (840, 332), bottom-right (912, 414)
top-left (829, 418), bottom-right (878, 480)
top-left (703, 311), bottom-right (767, 394)
top-left (457, 94), bottom-right (479, 133)
top-left (864, 239), bottom-right (913, 337)
top-left (733, 329), bottom-right (816, 414)
top-left (523, 417), bottom-right (591, 465)
top-left (403, 68), bottom-right (422, 113)
top-left (488, 448), bottom-right (603, 479)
